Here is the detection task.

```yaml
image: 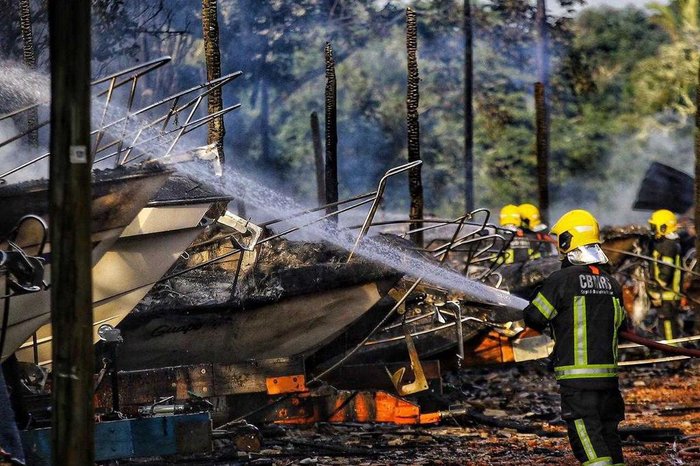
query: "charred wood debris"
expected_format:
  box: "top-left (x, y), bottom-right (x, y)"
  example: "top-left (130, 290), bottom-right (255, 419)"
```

top-left (113, 361), bottom-right (700, 465)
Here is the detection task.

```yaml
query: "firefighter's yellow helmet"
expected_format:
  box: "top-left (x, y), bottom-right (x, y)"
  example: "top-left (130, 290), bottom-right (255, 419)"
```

top-left (550, 209), bottom-right (600, 254)
top-left (518, 203), bottom-right (542, 230)
top-left (648, 209), bottom-right (677, 237)
top-left (499, 204), bottom-right (521, 227)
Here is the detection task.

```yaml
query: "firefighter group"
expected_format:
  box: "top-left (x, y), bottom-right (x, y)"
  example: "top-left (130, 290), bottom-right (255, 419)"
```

top-left (500, 204), bottom-right (697, 465)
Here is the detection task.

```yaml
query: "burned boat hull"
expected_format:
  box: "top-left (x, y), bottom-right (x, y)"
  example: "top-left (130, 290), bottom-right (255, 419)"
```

top-left (117, 280), bottom-right (396, 370)
top-left (13, 174), bottom-right (231, 366)
top-left (117, 254), bottom-right (402, 371)
top-left (0, 166), bottom-right (171, 362)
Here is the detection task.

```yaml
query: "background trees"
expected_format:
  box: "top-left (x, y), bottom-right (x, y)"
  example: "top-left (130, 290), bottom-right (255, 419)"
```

top-left (0, 0), bottom-right (696, 224)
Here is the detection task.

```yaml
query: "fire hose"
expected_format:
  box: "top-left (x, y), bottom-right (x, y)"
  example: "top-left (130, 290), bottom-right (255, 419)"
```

top-left (620, 330), bottom-right (700, 358)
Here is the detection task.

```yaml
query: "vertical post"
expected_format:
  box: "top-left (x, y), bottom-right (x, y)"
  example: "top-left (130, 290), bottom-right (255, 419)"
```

top-left (406, 7), bottom-right (424, 246)
top-left (324, 42), bottom-right (339, 220)
top-left (49, 0), bottom-right (93, 464)
top-left (535, 0), bottom-right (549, 223)
top-left (261, 77), bottom-right (271, 166)
top-left (202, 0), bottom-right (226, 168)
top-left (463, 0), bottom-right (474, 213)
top-left (694, 58), bottom-right (700, 270)
top-left (535, 82), bottom-right (549, 223)
top-left (535, 0), bottom-right (549, 86)
top-left (311, 111), bottom-right (325, 206)
top-left (19, 0), bottom-right (38, 147)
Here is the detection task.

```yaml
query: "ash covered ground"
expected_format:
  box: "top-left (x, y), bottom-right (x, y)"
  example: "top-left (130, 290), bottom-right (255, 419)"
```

top-left (124, 359), bottom-right (700, 465)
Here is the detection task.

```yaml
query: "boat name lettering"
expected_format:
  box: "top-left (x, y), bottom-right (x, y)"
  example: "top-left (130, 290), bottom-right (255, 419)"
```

top-left (150, 323), bottom-right (204, 337)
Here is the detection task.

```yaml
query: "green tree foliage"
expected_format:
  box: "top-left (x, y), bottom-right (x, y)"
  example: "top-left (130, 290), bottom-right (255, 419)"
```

top-left (632, 0), bottom-right (699, 120)
top-left (0, 0), bottom-right (683, 221)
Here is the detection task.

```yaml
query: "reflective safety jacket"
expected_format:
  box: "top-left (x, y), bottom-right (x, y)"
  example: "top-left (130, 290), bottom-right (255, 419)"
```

top-left (504, 229), bottom-right (531, 264)
top-left (650, 236), bottom-right (681, 302)
top-left (524, 262), bottom-right (627, 390)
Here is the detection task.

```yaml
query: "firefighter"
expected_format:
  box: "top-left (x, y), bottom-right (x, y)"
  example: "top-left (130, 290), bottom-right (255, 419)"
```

top-left (518, 203), bottom-right (557, 258)
top-left (647, 209), bottom-right (682, 342)
top-left (500, 204), bottom-right (529, 264)
top-left (524, 209), bottom-right (626, 466)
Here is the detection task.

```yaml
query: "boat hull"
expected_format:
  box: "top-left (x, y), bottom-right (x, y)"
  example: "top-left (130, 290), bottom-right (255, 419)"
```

top-left (0, 168), bottom-right (171, 362)
top-left (116, 279), bottom-right (397, 371)
top-left (15, 222), bottom-right (206, 366)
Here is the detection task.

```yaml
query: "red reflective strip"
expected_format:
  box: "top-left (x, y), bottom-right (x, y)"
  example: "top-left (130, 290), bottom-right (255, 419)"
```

top-left (589, 265), bottom-right (600, 275)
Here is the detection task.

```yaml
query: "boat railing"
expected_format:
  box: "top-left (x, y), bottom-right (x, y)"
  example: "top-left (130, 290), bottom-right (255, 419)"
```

top-left (0, 57), bottom-right (244, 182)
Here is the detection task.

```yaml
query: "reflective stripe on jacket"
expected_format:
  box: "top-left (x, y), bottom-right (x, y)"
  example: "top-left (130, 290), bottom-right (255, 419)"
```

top-left (650, 237), bottom-right (681, 302)
top-left (524, 263), bottom-right (626, 390)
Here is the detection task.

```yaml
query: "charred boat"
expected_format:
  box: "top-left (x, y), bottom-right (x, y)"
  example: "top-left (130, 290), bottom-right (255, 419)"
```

top-left (115, 235), bottom-right (405, 370)
top-left (0, 163), bottom-right (171, 362)
top-left (13, 172), bottom-right (232, 366)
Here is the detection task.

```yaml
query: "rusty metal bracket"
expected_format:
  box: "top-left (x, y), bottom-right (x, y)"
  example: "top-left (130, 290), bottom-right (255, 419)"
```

top-left (385, 325), bottom-right (428, 396)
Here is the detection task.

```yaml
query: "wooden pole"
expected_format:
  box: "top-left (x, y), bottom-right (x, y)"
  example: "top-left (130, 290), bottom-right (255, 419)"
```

top-left (19, 0), bottom-right (38, 147)
top-left (535, 0), bottom-right (549, 223)
top-left (694, 58), bottom-right (700, 271)
top-left (324, 42), bottom-right (338, 220)
top-left (535, 0), bottom-right (549, 86)
top-left (406, 8), bottom-right (424, 246)
top-left (202, 0), bottom-right (226, 168)
top-left (535, 82), bottom-right (549, 222)
top-left (311, 111), bottom-right (325, 206)
top-left (49, 0), bottom-right (94, 464)
top-left (463, 0), bottom-right (474, 213)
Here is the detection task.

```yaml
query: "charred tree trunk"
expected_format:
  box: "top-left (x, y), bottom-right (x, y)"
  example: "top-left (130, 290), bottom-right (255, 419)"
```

top-left (261, 77), bottom-right (271, 167)
top-left (19, 0), bottom-right (38, 147)
top-left (463, 0), bottom-right (474, 213)
top-left (695, 59), bottom-right (700, 271)
top-left (535, 0), bottom-right (549, 86)
top-left (311, 111), bottom-right (325, 206)
top-left (535, 0), bottom-right (549, 223)
top-left (325, 42), bottom-right (339, 221)
top-left (202, 0), bottom-right (236, 216)
top-left (202, 0), bottom-right (225, 168)
top-left (49, 0), bottom-right (94, 464)
top-left (535, 82), bottom-right (549, 223)
top-left (406, 7), bottom-right (424, 246)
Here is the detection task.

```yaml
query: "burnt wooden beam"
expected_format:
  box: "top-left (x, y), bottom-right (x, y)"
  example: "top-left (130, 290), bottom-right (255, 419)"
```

top-left (406, 7), bottom-right (424, 246)
top-left (535, 82), bottom-right (549, 224)
top-left (695, 58), bottom-right (700, 272)
top-left (311, 111), bottom-right (325, 205)
top-left (19, 0), bottom-right (38, 147)
top-left (535, 0), bottom-right (549, 86)
top-left (325, 42), bottom-right (339, 220)
top-left (202, 0), bottom-right (226, 168)
top-left (535, 0), bottom-right (549, 224)
top-left (49, 0), bottom-right (94, 463)
top-left (463, 0), bottom-right (474, 213)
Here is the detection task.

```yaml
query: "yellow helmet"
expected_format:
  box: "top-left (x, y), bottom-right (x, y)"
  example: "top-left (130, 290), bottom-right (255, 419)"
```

top-left (500, 204), bottom-right (521, 227)
top-left (648, 209), bottom-right (677, 237)
top-left (518, 203), bottom-right (542, 230)
top-left (550, 209), bottom-right (600, 254)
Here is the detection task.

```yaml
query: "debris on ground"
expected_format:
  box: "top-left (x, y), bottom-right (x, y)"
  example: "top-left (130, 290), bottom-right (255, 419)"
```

top-left (119, 359), bottom-right (700, 465)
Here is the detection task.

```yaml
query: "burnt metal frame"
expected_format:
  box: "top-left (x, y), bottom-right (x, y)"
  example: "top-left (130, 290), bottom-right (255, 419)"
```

top-left (0, 57), bottom-right (243, 181)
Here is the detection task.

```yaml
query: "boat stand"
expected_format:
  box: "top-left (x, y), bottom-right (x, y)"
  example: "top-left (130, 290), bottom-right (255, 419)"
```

top-left (93, 355), bottom-right (446, 427)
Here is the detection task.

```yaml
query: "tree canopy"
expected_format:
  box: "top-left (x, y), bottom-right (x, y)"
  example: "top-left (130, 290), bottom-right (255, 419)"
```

top-left (0, 0), bottom-right (696, 224)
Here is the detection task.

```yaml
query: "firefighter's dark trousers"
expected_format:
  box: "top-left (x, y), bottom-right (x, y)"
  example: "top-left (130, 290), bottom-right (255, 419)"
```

top-left (560, 387), bottom-right (625, 465)
top-left (657, 300), bottom-right (681, 343)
